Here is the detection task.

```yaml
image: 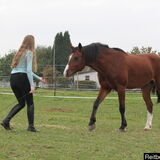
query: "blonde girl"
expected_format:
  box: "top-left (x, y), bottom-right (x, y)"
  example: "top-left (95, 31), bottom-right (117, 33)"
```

top-left (1, 35), bottom-right (45, 132)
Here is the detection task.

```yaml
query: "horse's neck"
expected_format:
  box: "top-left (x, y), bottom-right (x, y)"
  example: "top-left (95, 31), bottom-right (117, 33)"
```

top-left (87, 52), bottom-right (125, 74)
top-left (87, 63), bottom-right (103, 75)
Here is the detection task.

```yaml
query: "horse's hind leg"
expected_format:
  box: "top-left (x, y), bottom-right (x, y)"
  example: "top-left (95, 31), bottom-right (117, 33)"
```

top-left (151, 84), bottom-right (160, 103)
top-left (155, 89), bottom-right (160, 103)
top-left (142, 82), bottom-right (154, 130)
top-left (155, 79), bottom-right (160, 103)
top-left (88, 87), bottom-right (111, 131)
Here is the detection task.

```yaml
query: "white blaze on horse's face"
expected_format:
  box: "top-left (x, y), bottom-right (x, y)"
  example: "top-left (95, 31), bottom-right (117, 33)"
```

top-left (63, 54), bottom-right (73, 77)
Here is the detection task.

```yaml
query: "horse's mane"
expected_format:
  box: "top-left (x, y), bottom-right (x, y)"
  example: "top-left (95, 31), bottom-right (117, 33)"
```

top-left (81, 43), bottom-right (108, 63)
top-left (81, 43), bottom-right (126, 64)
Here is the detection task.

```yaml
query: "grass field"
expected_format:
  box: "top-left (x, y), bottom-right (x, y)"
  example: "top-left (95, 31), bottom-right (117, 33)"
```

top-left (0, 88), bottom-right (160, 160)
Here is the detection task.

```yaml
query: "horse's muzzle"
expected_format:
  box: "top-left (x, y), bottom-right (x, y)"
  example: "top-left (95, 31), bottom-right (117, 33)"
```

top-left (64, 69), bottom-right (75, 77)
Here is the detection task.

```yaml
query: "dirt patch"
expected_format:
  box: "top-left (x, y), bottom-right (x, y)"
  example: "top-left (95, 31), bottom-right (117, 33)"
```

top-left (45, 108), bottom-right (73, 113)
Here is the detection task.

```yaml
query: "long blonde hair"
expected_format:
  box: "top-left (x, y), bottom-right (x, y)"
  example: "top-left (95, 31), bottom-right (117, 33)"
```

top-left (11, 35), bottom-right (37, 72)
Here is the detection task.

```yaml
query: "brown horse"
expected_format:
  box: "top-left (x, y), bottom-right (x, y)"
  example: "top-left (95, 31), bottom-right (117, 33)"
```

top-left (63, 43), bottom-right (160, 132)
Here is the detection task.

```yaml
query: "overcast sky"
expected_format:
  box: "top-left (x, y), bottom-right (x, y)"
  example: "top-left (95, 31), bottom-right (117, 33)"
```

top-left (0, 0), bottom-right (160, 56)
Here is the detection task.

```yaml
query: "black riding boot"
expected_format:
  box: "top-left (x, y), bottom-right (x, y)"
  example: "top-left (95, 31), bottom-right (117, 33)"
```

top-left (27, 104), bottom-right (37, 132)
top-left (1, 104), bottom-right (22, 130)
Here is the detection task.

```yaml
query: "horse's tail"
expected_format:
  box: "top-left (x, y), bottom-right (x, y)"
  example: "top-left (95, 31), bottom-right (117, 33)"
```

top-left (152, 84), bottom-right (160, 103)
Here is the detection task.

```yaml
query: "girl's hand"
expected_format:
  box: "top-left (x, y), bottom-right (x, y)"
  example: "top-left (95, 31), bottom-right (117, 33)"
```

top-left (29, 86), bottom-right (35, 93)
top-left (40, 77), bottom-right (46, 83)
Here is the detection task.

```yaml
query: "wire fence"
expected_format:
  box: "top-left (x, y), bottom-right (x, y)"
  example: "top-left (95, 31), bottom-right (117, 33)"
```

top-left (0, 65), bottom-right (143, 93)
top-left (0, 64), bottom-right (100, 91)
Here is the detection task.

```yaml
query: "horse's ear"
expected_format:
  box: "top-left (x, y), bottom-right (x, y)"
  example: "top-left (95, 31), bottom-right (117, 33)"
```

top-left (78, 43), bottom-right (82, 51)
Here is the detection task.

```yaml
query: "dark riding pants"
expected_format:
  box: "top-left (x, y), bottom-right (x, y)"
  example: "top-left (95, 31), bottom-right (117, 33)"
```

top-left (10, 73), bottom-right (33, 107)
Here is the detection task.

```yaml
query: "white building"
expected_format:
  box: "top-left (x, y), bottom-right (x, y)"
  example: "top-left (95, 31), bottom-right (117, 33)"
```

top-left (73, 71), bottom-right (100, 88)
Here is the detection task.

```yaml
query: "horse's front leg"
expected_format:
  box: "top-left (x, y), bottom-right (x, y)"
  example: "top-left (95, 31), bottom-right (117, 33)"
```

top-left (117, 87), bottom-right (127, 132)
top-left (88, 88), bottom-right (111, 131)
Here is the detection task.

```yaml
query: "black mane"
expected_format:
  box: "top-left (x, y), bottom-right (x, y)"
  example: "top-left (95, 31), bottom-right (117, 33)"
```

top-left (80, 43), bottom-right (126, 64)
top-left (82, 43), bottom-right (109, 64)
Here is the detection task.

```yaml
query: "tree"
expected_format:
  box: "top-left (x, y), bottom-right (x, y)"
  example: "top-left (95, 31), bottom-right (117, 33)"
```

top-left (53, 31), bottom-right (72, 73)
top-left (36, 46), bottom-right (53, 76)
top-left (0, 51), bottom-right (15, 81)
top-left (130, 47), bottom-right (140, 54)
top-left (130, 46), bottom-right (157, 54)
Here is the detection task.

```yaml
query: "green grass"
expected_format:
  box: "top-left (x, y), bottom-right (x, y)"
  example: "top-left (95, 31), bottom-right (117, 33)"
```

top-left (0, 88), bottom-right (159, 160)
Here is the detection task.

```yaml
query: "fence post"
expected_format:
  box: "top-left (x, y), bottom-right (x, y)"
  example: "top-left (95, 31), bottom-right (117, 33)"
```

top-left (53, 42), bottom-right (56, 96)
top-left (76, 72), bottom-right (79, 91)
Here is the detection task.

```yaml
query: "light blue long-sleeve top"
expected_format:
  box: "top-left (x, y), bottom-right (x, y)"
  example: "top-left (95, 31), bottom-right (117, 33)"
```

top-left (11, 50), bottom-right (40, 87)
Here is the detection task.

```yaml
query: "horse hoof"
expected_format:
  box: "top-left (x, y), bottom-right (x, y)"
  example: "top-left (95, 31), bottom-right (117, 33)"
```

top-left (144, 128), bottom-right (149, 131)
top-left (119, 128), bottom-right (126, 132)
top-left (144, 125), bottom-right (152, 131)
top-left (88, 124), bottom-right (96, 131)
top-left (144, 127), bottom-right (151, 131)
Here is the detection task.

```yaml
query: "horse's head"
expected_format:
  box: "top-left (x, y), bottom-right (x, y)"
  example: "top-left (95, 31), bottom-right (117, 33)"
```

top-left (63, 43), bottom-right (85, 77)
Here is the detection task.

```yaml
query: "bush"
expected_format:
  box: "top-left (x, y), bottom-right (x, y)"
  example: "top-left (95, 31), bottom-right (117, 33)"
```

top-left (75, 80), bottom-right (97, 89)
top-left (56, 77), bottom-right (73, 88)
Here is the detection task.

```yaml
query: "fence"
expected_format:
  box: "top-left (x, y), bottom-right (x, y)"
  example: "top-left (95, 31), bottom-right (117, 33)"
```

top-left (0, 64), bottom-right (99, 91)
top-left (0, 76), bottom-right (99, 90)
top-left (0, 65), bottom-right (142, 92)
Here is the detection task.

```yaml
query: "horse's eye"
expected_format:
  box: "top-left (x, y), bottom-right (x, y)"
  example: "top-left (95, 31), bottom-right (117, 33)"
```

top-left (73, 57), bottom-right (79, 61)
